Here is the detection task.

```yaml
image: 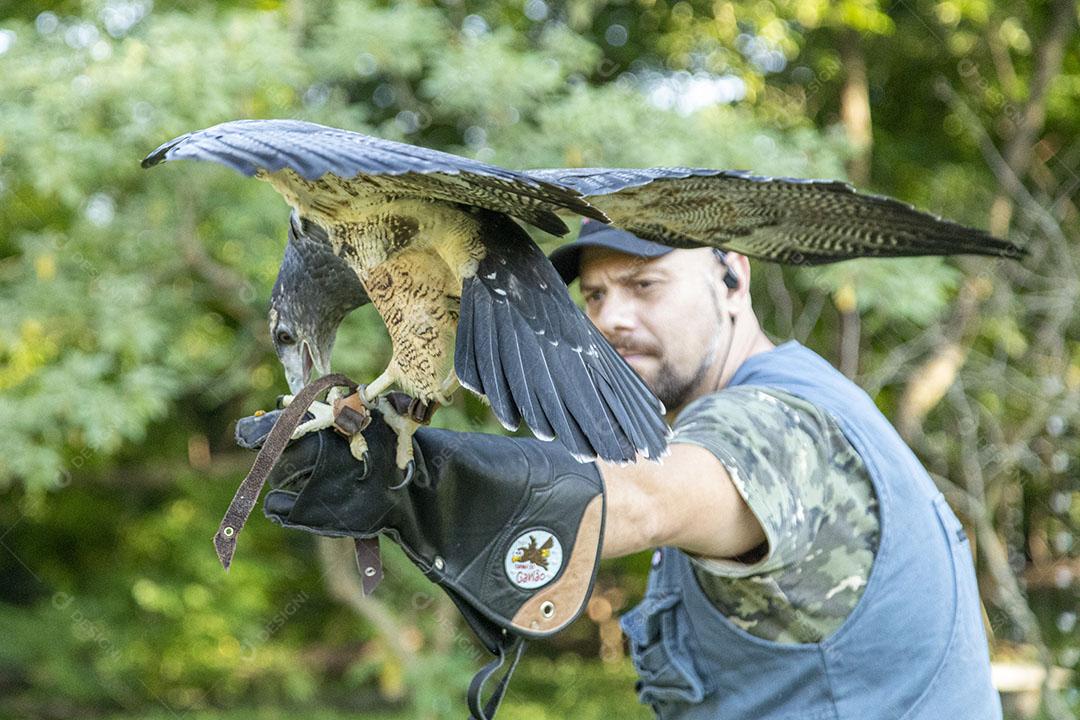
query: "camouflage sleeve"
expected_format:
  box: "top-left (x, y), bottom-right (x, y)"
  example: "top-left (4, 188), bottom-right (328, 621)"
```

top-left (669, 385), bottom-right (832, 578)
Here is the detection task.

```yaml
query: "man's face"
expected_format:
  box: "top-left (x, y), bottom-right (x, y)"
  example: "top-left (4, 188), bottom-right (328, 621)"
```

top-left (579, 247), bottom-right (734, 413)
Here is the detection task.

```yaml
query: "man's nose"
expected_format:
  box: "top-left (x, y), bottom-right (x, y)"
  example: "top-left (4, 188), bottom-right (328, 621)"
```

top-left (591, 296), bottom-right (637, 337)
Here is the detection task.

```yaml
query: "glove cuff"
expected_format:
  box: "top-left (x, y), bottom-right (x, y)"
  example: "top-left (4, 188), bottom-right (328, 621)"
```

top-left (435, 443), bottom-right (605, 639)
top-left (402, 431), bottom-right (606, 640)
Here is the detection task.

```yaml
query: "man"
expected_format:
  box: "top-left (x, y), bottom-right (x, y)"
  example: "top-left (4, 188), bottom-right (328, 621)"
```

top-left (549, 222), bottom-right (1000, 719)
top-left (238, 220), bottom-right (1001, 719)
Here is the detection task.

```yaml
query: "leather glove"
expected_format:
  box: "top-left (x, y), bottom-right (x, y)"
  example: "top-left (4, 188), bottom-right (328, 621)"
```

top-left (234, 405), bottom-right (606, 718)
top-left (236, 406), bottom-right (605, 638)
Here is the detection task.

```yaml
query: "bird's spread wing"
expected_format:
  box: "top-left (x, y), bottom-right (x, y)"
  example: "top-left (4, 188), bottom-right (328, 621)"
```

top-left (528, 167), bottom-right (1025, 263)
top-left (456, 212), bottom-right (669, 463)
top-left (142, 120), bottom-right (604, 235)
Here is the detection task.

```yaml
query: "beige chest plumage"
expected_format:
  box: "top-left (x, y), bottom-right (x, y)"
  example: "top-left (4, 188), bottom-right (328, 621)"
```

top-left (328, 201), bottom-right (485, 401)
top-left (264, 169), bottom-right (488, 401)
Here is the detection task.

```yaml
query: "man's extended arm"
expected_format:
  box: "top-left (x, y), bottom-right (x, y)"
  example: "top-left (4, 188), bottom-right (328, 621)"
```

top-left (599, 445), bottom-right (766, 560)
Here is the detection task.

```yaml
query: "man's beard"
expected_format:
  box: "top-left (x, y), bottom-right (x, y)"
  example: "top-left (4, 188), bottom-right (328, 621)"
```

top-left (617, 309), bottom-right (728, 413)
top-left (649, 344), bottom-right (718, 413)
top-left (643, 325), bottom-right (730, 410)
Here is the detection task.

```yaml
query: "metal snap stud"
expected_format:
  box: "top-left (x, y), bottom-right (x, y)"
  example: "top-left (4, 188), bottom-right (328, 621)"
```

top-left (540, 601), bottom-right (555, 618)
top-left (223, 526), bottom-right (235, 538)
top-left (364, 566), bottom-right (377, 577)
top-left (434, 556), bottom-right (445, 571)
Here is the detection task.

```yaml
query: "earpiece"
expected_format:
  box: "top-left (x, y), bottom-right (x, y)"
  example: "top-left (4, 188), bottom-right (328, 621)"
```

top-left (712, 249), bottom-right (739, 289)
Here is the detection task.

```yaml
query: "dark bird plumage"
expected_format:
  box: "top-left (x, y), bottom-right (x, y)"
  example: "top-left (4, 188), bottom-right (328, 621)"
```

top-left (271, 212), bottom-right (370, 393)
top-left (143, 120), bottom-right (1024, 465)
top-left (525, 167), bottom-right (1025, 263)
top-left (457, 211), bottom-right (667, 460)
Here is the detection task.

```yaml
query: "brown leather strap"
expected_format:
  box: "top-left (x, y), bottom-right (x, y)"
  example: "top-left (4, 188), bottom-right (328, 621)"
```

top-left (332, 392), bottom-right (371, 436)
top-left (384, 391), bottom-right (438, 424)
top-left (354, 537), bottom-right (383, 595)
top-left (214, 373), bottom-right (358, 570)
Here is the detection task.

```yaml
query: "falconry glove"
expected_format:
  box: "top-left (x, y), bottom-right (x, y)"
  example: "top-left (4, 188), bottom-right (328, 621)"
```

top-left (234, 405), bottom-right (606, 720)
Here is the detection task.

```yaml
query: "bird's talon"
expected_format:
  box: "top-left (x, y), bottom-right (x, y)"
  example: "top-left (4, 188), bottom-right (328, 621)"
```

top-left (357, 384), bottom-right (379, 410)
top-left (389, 460), bottom-right (415, 490)
top-left (348, 431), bottom-right (370, 465)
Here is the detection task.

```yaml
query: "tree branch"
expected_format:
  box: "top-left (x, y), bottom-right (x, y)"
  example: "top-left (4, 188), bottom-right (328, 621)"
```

top-left (316, 537), bottom-right (412, 662)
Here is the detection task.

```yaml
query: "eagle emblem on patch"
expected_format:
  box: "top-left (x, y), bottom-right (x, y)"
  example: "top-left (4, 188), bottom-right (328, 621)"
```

top-left (505, 529), bottom-right (563, 589)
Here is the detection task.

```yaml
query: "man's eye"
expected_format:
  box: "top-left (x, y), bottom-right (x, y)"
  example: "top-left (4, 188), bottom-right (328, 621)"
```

top-left (635, 280), bottom-right (655, 291)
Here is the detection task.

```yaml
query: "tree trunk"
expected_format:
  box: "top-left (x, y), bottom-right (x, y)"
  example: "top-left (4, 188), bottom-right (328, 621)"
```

top-left (838, 30), bottom-right (873, 188)
top-left (836, 31), bottom-right (873, 378)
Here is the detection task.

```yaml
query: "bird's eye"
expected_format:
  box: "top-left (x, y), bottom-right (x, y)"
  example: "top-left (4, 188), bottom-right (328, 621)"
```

top-left (276, 328), bottom-right (296, 346)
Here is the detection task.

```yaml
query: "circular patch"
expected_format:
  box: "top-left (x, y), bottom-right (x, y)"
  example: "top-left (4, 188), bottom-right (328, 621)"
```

top-left (505, 529), bottom-right (563, 589)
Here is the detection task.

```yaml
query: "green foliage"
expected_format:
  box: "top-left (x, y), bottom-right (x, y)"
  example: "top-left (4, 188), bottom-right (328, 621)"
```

top-left (1, 0), bottom-right (1077, 717)
top-left (807, 257), bottom-right (964, 324)
top-left (0, 464), bottom-right (484, 716)
top-left (0, 7), bottom-right (311, 490)
top-left (492, 654), bottom-right (648, 720)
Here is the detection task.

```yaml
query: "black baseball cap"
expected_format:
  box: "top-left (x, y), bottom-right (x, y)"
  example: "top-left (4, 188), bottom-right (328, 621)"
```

top-left (549, 219), bottom-right (737, 288)
top-left (548, 220), bottom-right (675, 284)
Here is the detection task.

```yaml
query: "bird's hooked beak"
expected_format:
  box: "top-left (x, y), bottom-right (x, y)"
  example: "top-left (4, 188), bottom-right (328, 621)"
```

top-left (282, 340), bottom-right (330, 394)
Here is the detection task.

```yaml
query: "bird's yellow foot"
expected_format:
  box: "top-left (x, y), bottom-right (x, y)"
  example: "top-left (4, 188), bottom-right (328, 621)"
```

top-left (280, 394), bottom-right (337, 439)
top-left (326, 385), bottom-right (350, 407)
top-left (376, 394), bottom-right (422, 489)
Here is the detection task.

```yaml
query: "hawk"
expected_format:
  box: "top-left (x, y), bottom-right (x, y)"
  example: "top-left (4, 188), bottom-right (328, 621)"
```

top-left (143, 120), bottom-right (1023, 473)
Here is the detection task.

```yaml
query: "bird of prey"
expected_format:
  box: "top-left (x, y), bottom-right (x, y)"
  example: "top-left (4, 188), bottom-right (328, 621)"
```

top-left (271, 211), bottom-right (369, 394)
top-left (143, 119), bottom-right (1024, 473)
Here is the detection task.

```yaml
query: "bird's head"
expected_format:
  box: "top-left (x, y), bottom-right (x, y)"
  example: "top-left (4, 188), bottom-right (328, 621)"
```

top-left (270, 213), bottom-right (370, 393)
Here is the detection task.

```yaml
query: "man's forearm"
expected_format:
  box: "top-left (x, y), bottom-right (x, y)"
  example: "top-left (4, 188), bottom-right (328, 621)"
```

top-left (599, 462), bottom-right (667, 558)
top-left (598, 444), bottom-right (766, 561)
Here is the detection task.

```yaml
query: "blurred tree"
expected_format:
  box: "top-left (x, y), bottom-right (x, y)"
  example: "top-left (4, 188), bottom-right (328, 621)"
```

top-left (0, 0), bottom-right (1076, 718)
